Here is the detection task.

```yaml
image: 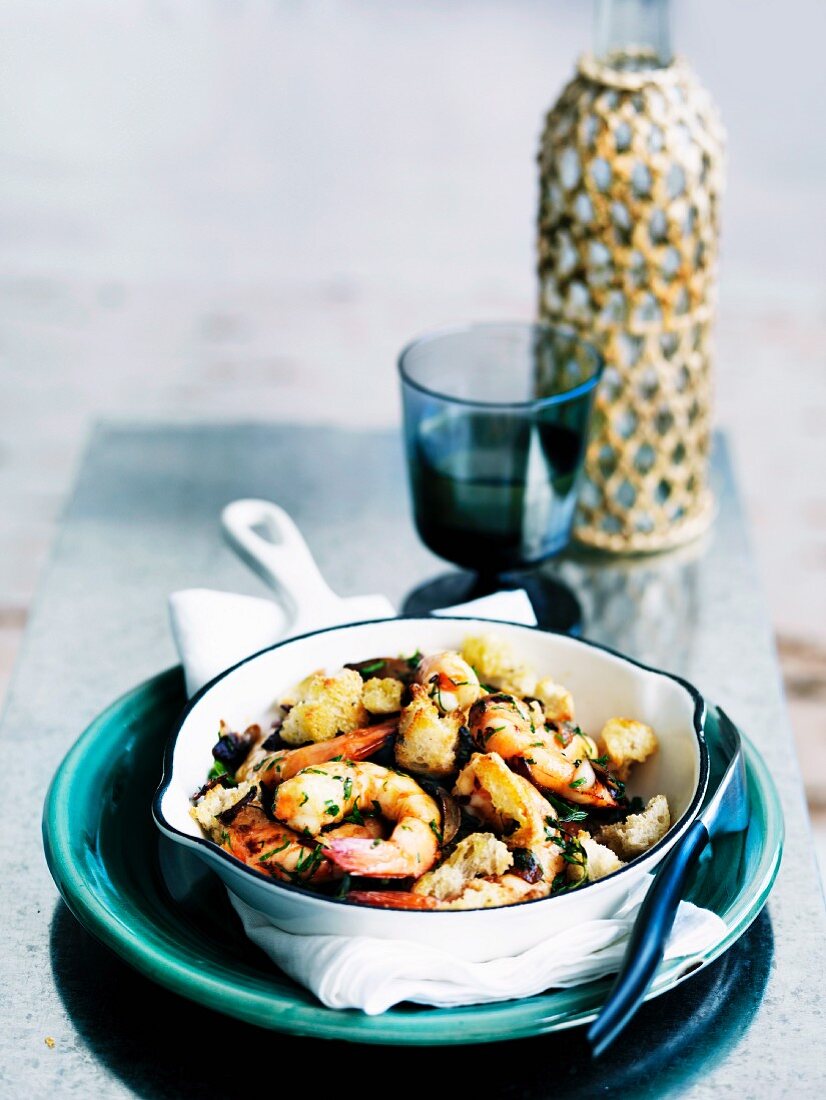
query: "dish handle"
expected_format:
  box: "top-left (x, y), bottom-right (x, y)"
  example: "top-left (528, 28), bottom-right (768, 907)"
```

top-left (221, 499), bottom-right (346, 632)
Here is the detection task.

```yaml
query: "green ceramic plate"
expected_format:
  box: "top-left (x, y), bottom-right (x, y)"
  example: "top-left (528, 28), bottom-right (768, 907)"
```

top-left (42, 667), bottom-right (783, 1045)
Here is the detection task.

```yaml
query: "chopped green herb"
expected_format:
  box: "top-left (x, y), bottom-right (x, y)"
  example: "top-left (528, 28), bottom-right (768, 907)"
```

top-left (292, 843), bottom-right (326, 880)
top-left (482, 725), bottom-right (505, 744)
top-left (404, 649), bottom-right (423, 670)
top-left (569, 777), bottom-right (587, 789)
top-left (428, 820), bottom-right (443, 844)
top-left (545, 793), bottom-right (589, 822)
top-left (548, 833), bottom-right (588, 890)
top-left (551, 870), bottom-right (586, 895)
top-left (562, 849), bottom-right (587, 867)
top-left (258, 839), bottom-right (291, 861)
top-left (208, 760), bottom-right (229, 780)
top-left (324, 800), bottom-right (340, 817)
top-left (359, 660), bottom-right (386, 676)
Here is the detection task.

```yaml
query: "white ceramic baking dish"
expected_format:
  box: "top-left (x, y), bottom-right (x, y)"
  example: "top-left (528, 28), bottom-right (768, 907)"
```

top-left (154, 614), bottom-right (708, 962)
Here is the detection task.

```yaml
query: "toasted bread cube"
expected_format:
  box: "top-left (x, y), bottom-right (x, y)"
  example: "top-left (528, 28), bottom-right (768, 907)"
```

top-left (278, 670), bottom-right (322, 709)
top-left (596, 795), bottom-right (671, 860)
top-left (600, 717), bottom-right (659, 781)
top-left (453, 751), bottom-right (552, 850)
top-left (395, 684), bottom-right (461, 777)
top-left (534, 676), bottom-right (575, 723)
top-left (280, 668), bottom-right (368, 745)
top-left (577, 831), bottom-right (625, 880)
top-left (460, 634), bottom-right (536, 697)
top-left (443, 876), bottom-right (545, 910)
top-left (191, 780), bottom-right (254, 834)
top-left (362, 676), bottom-right (404, 715)
top-left (412, 833), bottom-right (513, 900)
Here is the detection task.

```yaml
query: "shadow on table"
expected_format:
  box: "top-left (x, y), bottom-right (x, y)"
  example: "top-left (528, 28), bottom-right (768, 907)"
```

top-left (51, 900), bottom-right (773, 1100)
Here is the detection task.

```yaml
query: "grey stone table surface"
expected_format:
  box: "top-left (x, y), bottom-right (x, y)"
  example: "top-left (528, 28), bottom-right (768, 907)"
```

top-left (0, 423), bottom-right (823, 1099)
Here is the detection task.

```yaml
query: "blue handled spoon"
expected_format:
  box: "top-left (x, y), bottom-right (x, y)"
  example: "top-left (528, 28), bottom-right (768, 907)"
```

top-left (588, 706), bottom-right (750, 1057)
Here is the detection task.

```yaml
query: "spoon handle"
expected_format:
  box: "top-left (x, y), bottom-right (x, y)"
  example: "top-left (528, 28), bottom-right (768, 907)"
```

top-left (588, 818), bottom-right (710, 1057)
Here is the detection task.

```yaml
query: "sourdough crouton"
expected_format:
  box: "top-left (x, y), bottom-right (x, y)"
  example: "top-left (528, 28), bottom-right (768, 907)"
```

top-left (596, 795), bottom-right (671, 860)
top-left (600, 717), bottom-right (659, 781)
top-left (395, 684), bottom-right (461, 777)
top-left (578, 832), bottom-right (625, 880)
top-left (362, 676), bottom-right (404, 715)
top-left (412, 833), bottom-right (513, 900)
top-left (443, 875), bottom-right (545, 910)
top-left (460, 634), bottom-right (536, 697)
top-left (454, 751), bottom-right (552, 849)
top-left (280, 668), bottom-right (368, 745)
top-left (278, 670), bottom-right (321, 709)
top-left (533, 676), bottom-right (575, 723)
top-left (191, 780), bottom-right (254, 834)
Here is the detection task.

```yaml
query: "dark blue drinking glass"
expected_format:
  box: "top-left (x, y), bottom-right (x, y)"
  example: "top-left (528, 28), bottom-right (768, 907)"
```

top-left (399, 322), bottom-right (603, 633)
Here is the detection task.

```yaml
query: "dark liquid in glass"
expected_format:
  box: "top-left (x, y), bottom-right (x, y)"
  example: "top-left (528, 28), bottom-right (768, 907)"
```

top-left (410, 415), bottom-right (585, 574)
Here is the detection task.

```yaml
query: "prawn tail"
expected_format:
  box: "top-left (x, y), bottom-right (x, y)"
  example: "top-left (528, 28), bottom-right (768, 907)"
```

top-left (526, 760), bottom-right (620, 809)
top-left (326, 837), bottom-right (421, 878)
top-left (261, 719), bottom-right (397, 787)
top-left (346, 890), bottom-right (441, 910)
top-left (341, 719), bottom-right (399, 760)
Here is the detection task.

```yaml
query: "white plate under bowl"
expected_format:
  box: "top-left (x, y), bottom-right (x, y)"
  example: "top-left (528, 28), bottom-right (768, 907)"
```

top-left (154, 617), bottom-right (708, 962)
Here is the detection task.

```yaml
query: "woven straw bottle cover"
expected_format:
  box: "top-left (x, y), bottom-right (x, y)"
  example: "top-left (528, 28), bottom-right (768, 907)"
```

top-left (537, 0), bottom-right (725, 553)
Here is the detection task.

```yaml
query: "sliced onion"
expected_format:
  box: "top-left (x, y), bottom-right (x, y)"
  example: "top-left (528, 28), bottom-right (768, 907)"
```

top-left (435, 788), bottom-right (461, 845)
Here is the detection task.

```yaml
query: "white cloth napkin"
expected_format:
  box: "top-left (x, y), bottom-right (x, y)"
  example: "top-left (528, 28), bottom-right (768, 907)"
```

top-left (229, 876), bottom-right (724, 1014)
top-left (169, 580), bottom-right (724, 1012)
top-left (170, 585), bottom-right (535, 696)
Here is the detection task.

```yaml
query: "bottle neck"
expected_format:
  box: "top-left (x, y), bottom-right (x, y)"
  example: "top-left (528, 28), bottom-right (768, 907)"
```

top-left (594, 0), bottom-right (673, 70)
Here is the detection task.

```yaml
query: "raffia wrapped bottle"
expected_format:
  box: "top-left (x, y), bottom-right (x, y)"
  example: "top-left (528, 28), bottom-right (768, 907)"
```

top-left (537, 0), bottom-right (724, 552)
